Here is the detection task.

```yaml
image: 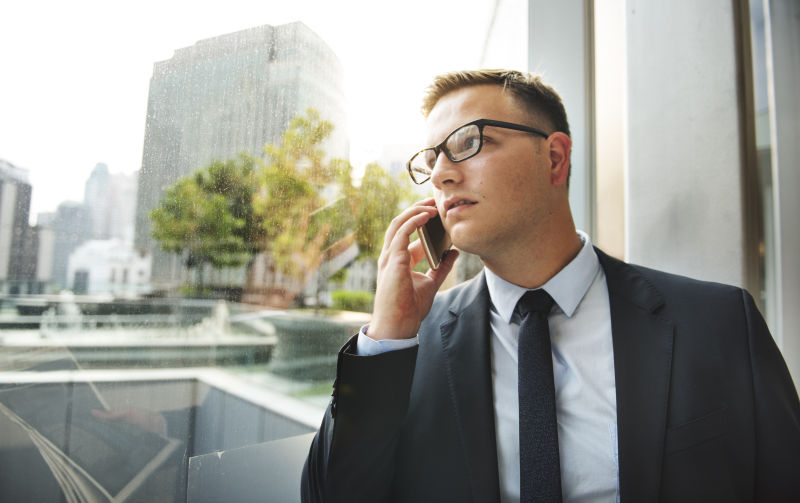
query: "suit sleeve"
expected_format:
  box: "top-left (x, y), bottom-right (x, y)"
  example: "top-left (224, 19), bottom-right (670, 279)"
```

top-left (301, 335), bottom-right (418, 502)
top-left (743, 290), bottom-right (800, 501)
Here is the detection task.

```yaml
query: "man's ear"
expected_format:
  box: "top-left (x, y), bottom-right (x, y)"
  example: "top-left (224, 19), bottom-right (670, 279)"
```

top-left (548, 132), bottom-right (572, 186)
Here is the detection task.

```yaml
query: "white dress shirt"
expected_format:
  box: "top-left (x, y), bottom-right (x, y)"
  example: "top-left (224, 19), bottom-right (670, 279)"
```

top-left (485, 232), bottom-right (618, 502)
top-left (357, 232), bottom-right (619, 502)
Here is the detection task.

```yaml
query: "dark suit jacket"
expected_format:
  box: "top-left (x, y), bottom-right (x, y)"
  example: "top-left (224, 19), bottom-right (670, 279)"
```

top-left (302, 249), bottom-right (800, 502)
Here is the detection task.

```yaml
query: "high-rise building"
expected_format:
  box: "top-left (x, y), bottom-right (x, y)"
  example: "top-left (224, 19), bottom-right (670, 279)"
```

top-left (134, 21), bottom-right (348, 291)
top-left (84, 163), bottom-right (138, 242)
top-left (50, 201), bottom-right (92, 290)
top-left (83, 163), bottom-right (111, 239)
top-left (0, 159), bottom-right (35, 294)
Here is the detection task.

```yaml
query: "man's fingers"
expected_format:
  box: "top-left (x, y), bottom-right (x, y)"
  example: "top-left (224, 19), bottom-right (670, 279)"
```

top-left (428, 249), bottom-right (459, 287)
top-left (389, 211), bottom-right (434, 254)
top-left (380, 201), bottom-right (437, 256)
top-left (381, 208), bottom-right (436, 264)
top-left (408, 239), bottom-right (427, 269)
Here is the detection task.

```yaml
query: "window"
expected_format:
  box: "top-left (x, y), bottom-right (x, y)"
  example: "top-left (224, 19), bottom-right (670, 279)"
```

top-left (0, 1), bottom-right (527, 500)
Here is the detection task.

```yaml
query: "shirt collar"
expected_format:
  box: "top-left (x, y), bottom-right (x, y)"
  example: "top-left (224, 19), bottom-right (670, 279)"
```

top-left (485, 230), bottom-right (600, 323)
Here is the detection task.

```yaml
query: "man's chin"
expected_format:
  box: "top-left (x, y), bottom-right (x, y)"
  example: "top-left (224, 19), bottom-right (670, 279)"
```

top-left (450, 231), bottom-right (481, 257)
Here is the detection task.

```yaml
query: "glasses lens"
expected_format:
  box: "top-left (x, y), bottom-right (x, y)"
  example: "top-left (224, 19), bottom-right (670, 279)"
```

top-left (409, 149), bottom-right (435, 183)
top-left (445, 124), bottom-right (481, 161)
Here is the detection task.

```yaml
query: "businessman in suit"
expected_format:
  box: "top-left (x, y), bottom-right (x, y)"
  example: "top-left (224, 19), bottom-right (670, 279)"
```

top-left (302, 69), bottom-right (800, 502)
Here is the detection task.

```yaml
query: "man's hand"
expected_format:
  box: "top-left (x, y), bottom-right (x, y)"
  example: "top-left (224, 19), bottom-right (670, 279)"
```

top-left (366, 199), bottom-right (459, 341)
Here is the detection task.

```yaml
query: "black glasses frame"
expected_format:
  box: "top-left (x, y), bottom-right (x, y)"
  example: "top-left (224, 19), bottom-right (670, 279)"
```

top-left (406, 118), bottom-right (551, 184)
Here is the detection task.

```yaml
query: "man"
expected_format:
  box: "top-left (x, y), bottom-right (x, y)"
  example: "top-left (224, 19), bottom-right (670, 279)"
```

top-left (302, 70), bottom-right (800, 502)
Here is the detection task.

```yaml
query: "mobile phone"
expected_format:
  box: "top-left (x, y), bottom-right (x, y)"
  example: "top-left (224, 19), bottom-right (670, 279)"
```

top-left (418, 212), bottom-right (452, 270)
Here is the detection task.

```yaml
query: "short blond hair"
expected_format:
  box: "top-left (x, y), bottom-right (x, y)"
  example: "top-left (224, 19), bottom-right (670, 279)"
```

top-left (421, 69), bottom-right (570, 138)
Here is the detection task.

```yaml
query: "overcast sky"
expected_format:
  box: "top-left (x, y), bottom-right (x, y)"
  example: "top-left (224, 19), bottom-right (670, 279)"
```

top-left (0, 0), bottom-right (526, 218)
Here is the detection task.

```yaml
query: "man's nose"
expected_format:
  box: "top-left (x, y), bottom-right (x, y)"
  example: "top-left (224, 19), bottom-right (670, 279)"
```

top-left (430, 152), bottom-right (463, 188)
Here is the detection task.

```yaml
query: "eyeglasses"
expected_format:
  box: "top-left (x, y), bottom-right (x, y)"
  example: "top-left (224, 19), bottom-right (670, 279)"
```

top-left (406, 119), bottom-right (550, 184)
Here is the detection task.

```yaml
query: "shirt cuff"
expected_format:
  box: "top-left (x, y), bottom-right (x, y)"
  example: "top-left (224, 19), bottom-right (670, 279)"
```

top-left (356, 325), bottom-right (419, 356)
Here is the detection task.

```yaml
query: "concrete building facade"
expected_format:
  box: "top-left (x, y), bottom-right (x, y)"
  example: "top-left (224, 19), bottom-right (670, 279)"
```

top-left (0, 159), bottom-right (42, 294)
top-left (49, 201), bottom-right (93, 290)
top-left (66, 239), bottom-right (151, 296)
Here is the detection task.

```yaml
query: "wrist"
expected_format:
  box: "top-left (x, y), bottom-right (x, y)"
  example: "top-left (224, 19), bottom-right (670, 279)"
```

top-left (358, 326), bottom-right (419, 356)
top-left (365, 321), bottom-right (416, 341)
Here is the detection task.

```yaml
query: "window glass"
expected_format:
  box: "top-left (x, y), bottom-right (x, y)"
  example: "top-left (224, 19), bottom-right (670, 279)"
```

top-left (747, 0), bottom-right (777, 334)
top-left (0, 1), bottom-right (526, 500)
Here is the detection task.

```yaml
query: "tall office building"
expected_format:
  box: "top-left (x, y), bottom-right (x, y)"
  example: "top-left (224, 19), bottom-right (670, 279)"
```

top-left (50, 201), bottom-right (92, 289)
top-left (134, 21), bottom-right (348, 291)
top-left (84, 163), bottom-right (138, 242)
top-left (83, 163), bottom-right (111, 239)
top-left (0, 159), bottom-right (35, 294)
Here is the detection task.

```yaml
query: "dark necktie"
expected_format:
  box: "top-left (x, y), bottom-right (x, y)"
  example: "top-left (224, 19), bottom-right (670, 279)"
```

top-left (517, 289), bottom-right (561, 503)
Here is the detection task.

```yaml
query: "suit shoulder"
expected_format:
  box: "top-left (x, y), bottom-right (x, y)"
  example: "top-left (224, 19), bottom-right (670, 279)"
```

top-left (597, 248), bottom-right (753, 314)
top-left (629, 262), bottom-right (746, 300)
top-left (622, 262), bottom-right (756, 321)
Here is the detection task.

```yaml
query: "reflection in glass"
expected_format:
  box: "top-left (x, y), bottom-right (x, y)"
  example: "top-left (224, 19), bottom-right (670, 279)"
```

top-left (0, 2), bottom-right (524, 499)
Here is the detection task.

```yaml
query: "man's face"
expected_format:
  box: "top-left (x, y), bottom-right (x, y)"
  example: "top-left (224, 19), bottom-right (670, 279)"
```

top-left (426, 85), bottom-right (555, 261)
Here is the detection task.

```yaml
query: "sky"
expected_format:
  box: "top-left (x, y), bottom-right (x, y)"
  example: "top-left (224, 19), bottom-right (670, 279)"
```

top-left (0, 0), bottom-right (526, 219)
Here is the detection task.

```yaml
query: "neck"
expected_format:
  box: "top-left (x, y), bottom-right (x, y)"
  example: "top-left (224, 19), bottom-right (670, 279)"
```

top-left (481, 216), bottom-right (582, 290)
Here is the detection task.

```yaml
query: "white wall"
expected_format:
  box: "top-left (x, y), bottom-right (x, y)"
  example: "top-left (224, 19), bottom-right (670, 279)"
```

top-left (625, 0), bottom-right (746, 287)
top-left (67, 239), bottom-right (151, 296)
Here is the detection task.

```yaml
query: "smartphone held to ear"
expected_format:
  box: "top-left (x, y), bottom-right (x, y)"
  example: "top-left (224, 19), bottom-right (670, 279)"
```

top-left (418, 213), bottom-right (452, 270)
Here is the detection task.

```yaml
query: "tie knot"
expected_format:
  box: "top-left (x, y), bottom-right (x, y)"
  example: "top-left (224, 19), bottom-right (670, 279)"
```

top-left (516, 289), bottom-right (554, 317)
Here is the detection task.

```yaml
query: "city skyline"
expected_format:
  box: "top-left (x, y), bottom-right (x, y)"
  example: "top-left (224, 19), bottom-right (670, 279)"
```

top-left (1, 0), bottom-right (524, 220)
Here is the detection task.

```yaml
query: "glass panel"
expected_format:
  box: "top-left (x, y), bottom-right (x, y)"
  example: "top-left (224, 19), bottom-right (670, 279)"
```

top-left (748, 0), bottom-right (777, 332)
top-left (0, 0), bottom-right (526, 500)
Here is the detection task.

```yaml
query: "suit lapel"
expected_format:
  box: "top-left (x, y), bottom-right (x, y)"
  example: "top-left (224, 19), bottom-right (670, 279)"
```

top-left (597, 249), bottom-right (674, 502)
top-left (439, 273), bottom-right (501, 503)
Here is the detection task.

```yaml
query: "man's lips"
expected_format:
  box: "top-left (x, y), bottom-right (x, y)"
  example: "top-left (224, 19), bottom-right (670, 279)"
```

top-left (444, 197), bottom-right (477, 215)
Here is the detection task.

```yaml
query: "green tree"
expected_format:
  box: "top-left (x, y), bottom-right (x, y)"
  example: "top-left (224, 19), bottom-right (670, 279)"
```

top-left (193, 154), bottom-right (263, 256)
top-left (349, 163), bottom-right (414, 259)
top-left (150, 108), bottom-right (412, 305)
top-left (150, 171), bottom-right (249, 290)
top-left (253, 109), bottom-right (349, 279)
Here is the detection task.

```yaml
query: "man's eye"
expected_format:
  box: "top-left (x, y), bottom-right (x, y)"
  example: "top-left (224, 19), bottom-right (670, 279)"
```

top-left (447, 126), bottom-right (481, 155)
top-left (464, 135), bottom-right (480, 149)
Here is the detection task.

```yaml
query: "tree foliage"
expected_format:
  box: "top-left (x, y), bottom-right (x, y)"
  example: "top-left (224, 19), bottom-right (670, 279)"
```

top-left (150, 155), bottom-right (258, 271)
top-left (150, 108), bottom-right (412, 301)
top-left (349, 163), bottom-right (414, 259)
top-left (254, 109), bottom-right (348, 277)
